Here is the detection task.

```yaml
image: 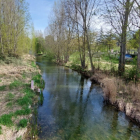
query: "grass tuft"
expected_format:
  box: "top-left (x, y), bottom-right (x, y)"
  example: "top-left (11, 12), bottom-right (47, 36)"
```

top-left (16, 136), bottom-right (22, 140)
top-left (0, 125), bottom-right (2, 134)
top-left (9, 80), bottom-right (22, 90)
top-left (5, 93), bottom-right (15, 101)
top-left (0, 113), bottom-right (13, 127)
top-left (18, 119), bottom-right (28, 128)
top-left (0, 85), bottom-right (6, 91)
top-left (15, 107), bottom-right (31, 116)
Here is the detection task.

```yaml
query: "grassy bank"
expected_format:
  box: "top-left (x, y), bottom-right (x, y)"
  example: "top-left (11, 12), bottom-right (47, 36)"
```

top-left (0, 54), bottom-right (44, 140)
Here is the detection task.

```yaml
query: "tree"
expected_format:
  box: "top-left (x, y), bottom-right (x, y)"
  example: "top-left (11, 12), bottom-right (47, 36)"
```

top-left (65, 0), bottom-right (101, 72)
top-left (0, 0), bottom-right (31, 57)
top-left (104, 0), bottom-right (135, 75)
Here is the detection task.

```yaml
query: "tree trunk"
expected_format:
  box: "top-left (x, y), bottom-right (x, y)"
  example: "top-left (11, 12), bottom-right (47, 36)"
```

top-left (118, 0), bottom-right (130, 76)
top-left (137, 29), bottom-right (140, 74)
top-left (86, 33), bottom-right (95, 73)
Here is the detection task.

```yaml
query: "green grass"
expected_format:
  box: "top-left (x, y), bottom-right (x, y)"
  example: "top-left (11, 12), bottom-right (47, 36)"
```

top-left (0, 126), bottom-right (2, 134)
top-left (18, 119), bottom-right (28, 128)
top-left (0, 85), bottom-right (6, 91)
top-left (16, 136), bottom-right (22, 140)
top-left (0, 113), bottom-right (13, 127)
top-left (16, 86), bottom-right (35, 107)
top-left (31, 61), bottom-right (36, 68)
top-left (32, 74), bottom-right (45, 89)
top-left (15, 107), bottom-right (31, 116)
top-left (101, 55), bottom-right (119, 64)
top-left (6, 102), bottom-right (14, 108)
top-left (5, 93), bottom-right (15, 101)
top-left (17, 96), bottom-right (32, 106)
top-left (9, 80), bottom-right (22, 90)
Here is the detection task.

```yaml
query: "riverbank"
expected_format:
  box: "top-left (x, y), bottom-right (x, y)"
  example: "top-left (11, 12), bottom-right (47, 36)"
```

top-left (65, 62), bottom-right (140, 126)
top-left (0, 54), bottom-right (43, 140)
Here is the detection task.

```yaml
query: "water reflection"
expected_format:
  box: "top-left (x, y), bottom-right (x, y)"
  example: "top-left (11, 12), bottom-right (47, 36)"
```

top-left (36, 57), bottom-right (140, 140)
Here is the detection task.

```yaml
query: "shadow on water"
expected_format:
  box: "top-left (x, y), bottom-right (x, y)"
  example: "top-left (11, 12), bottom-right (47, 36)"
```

top-left (36, 56), bottom-right (140, 140)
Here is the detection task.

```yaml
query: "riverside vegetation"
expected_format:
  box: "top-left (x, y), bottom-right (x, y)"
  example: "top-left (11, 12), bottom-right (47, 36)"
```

top-left (0, 54), bottom-right (44, 140)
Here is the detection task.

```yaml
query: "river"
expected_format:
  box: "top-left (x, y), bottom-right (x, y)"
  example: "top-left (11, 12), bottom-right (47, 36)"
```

top-left (36, 57), bottom-right (140, 140)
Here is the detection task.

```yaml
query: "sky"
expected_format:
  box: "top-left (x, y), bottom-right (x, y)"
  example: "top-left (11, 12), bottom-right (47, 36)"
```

top-left (26, 0), bottom-right (111, 34)
top-left (26, 0), bottom-right (55, 32)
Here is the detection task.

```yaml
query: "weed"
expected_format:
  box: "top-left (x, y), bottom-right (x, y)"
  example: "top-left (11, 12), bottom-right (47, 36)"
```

top-left (16, 136), bottom-right (22, 140)
top-left (32, 74), bottom-right (45, 89)
top-left (18, 119), bottom-right (28, 128)
top-left (0, 125), bottom-right (2, 134)
top-left (0, 85), bottom-right (6, 91)
top-left (5, 93), bottom-right (15, 101)
top-left (22, 73), bottom-right (26, 79)
top-left (39, 91), bottom-right (44, 106)
top-left (17, 96), bottom-right (32, 106)
top-left (0, 113), bottom-right (13, 127)
top-left (31, 61), bottom-right (36, 68)
top-left (15, 107), bottom-right (31, 116)
top-left (6, 102), bottom-right (14, 108)
top-left (9, 80), bottom-right (22, 90)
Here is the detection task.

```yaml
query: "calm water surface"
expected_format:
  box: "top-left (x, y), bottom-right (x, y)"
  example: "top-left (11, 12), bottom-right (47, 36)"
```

top-left (36, 57), bottom-right (140, 140)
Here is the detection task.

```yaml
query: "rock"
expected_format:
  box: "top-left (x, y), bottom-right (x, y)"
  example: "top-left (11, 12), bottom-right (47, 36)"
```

top-left (117, 99), bottom-right (125, 112)
top-left (125, 103), bottom-right (133, 116)
top-left (119, 91), bottom-right (123, 94)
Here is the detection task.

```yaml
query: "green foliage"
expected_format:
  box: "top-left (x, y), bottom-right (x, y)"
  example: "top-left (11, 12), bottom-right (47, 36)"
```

top-left (16, 136), bottom-right (22, 140)
top-left (17, 96), bottom-right (32, 106)
top-left (70, 64), bottom-right (86, 72)
top-left (18, 119), bottom-right (28, 128)
top-left (32, 74), bottom-right (45, 89)
top-left (0, 85), bottom-right (6, 91)
top-left (130, 29), bottom-right (140, 49)
top-left (39, 91), bottom-right (44, 106)
top-left (9, 80), bottom-right (22, 90)
top-left (124, 66), bottom-right (138, 81)
top-left (6, 102), bottom-right (14, 108)
top-left (70, 52), bottom-right (81, 65)
top-left (0, 126), bottom-right (2, 134)
top-left (5, 93), bottom-right (15, 101)
top-left (0, 114), bottom-right (13, 127)
top-left (15, 107), bottom-right (31, 116)
top-left (102, 55), bottom-right (119, 64)
top-left (31, 61), bottom-right (36, 68)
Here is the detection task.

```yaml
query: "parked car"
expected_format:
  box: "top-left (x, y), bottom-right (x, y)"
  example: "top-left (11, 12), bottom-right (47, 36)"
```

top-left (125, 54), bottom-right (133, 61)
top-left (118, 54), bottom-right (133, 61)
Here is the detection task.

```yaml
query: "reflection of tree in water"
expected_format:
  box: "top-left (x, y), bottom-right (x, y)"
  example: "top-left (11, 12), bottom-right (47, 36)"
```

top-left (124, 122), bottom-right (133, 140)
top-left (101, 104), bottom-right (134, 140)
top-left (48, 74), bottom-right (95, 139)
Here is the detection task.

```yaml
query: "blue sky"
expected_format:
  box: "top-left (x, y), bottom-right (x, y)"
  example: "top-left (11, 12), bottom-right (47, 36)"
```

top-left (27, 0), bottom-right (55, 32)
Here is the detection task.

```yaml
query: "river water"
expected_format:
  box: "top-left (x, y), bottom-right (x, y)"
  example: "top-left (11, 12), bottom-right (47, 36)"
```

top-left (36, 57), bottom-right (140, 140)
